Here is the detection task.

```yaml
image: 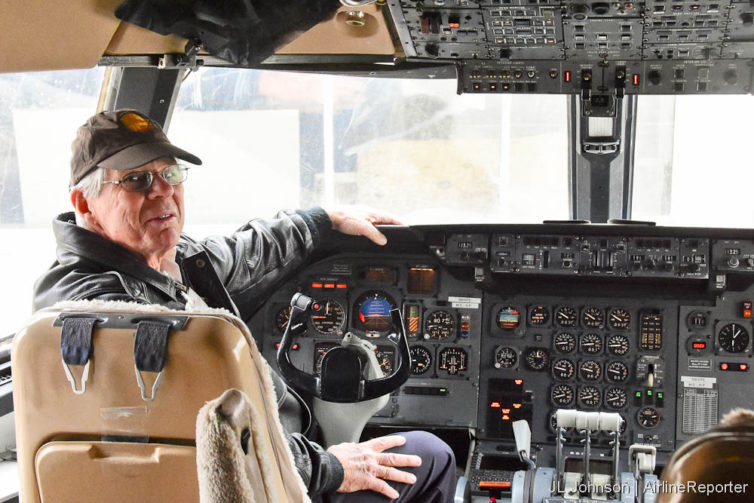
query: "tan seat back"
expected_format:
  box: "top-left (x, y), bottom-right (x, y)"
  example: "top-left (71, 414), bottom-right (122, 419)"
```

top-left (13, 301), bottom-right (309, 503)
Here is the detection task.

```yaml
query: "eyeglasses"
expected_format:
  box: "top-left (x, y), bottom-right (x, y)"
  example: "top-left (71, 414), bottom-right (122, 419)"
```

top-left (102, 164), bottom-right (189, 193)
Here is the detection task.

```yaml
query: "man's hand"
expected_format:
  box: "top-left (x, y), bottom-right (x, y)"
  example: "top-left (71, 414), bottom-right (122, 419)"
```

top-left (326, 206), bottom-right (403, 246)
top-left (327, 435), bottom-right (422, 499)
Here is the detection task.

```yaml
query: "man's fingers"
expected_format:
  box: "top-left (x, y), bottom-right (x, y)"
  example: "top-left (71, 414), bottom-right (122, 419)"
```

top-left (367, 477), bottom-right (400, 500)
top-left (378, 452), bottom-right (422, 468)
top-left (360, 223), bottom-right (388, 246)
top-left (364, 434), bottom-right (407, 452)
top-left (378, 466), bottom-right (418, 485)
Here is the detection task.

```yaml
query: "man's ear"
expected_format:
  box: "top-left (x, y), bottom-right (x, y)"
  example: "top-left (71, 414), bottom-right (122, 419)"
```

top-left (70, 189), bottom-right (102, 232)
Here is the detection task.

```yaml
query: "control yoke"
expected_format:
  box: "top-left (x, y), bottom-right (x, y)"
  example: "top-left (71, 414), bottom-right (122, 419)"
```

top-left (276, 293), bottom-right (411, 403)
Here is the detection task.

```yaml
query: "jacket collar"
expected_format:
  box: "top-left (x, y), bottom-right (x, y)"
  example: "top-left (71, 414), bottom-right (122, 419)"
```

top-left (53, 212), bottom-right (183, 300)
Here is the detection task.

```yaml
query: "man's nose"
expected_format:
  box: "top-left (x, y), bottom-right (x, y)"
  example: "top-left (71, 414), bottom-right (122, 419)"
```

top-left (146, 173), bottom-right (174, 198)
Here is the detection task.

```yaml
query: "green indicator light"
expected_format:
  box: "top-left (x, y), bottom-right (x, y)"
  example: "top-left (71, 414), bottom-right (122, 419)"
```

top-left (440, 388), bottom-right (447, 392)
top-left (635, 392), bottom-right (642, 397)
top-left (647, 390), bottom-right (653, 396)
top-left (658, 393), bottom-right (663, 398)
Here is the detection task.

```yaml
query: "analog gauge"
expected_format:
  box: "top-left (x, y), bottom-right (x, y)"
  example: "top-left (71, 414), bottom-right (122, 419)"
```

top-left (552, 358), bottom-right (575, 380)
top-left (554, 332), bottom-right (577, 353)
top-left (718, 323), bottom-right (750, 353)
top-left (275, 306), bottom-right (292, 331)
top-left (580, 333), bottom-right (603, 354)
top-left (606, 361), bottom-right (629, 383)
top-left (687, 311), bottom-right (709, 330)
top-left (637, 407), bottom-right (661, 428)
top-left (551, 384), bottom-right (575, 407)
top-left (609, 308), bottom-right (631, 330)
top-left (438, 347), bottom-right (468, 375)
top-left (556, 306), bottom-right (578, 327)
top-left (374, 346), bottom-right (395, 376)
top-left (582, 307), bottom-right (605, 329)
top-left (605, 387), bottom-right (628, 410)
top-left (494, 347), bottom-right (518, 369)
top-left (579, 360), bottom-right (602, 381)
top-left (410, 346), bottom-right (432, 375)
top-left (313, 342), bottom-right (338, 375)
top-left (578, 386), bottom-right (601, 408)
top-left (310, 300), bottom-right (346, 336)
top-left (524, 348), bottom-right (550, 371)
top-left (607, 334), bottom-right (630, 356)
top-left (425, 310), bottom-right (456, 339)
top-left (497, 306), bottom-right (521, 331)
top-left (529, 305), bottom-right (550, 326)
top-left (353, 291), bottom-right (396, 335)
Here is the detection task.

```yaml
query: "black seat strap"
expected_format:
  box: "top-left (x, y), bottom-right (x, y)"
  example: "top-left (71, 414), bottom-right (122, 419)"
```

top-left (60, 317), bottom-right (97, 394)
top-left (60, 317), bottom-right (96, 366)
top-left (133, 320), bottom-right (173, 401)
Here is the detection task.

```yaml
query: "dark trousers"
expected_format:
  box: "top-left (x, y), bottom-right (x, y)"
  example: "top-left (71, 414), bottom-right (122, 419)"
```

top-left (324, 431), bottom-right (457, 503)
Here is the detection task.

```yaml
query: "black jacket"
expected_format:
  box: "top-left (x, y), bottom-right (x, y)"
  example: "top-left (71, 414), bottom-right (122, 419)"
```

top-left (33, 210), bottom-right (344, 497)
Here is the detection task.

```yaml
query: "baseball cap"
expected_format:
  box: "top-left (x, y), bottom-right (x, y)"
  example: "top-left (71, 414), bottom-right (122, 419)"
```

top-left (70, 109), bottom-right (202, 186)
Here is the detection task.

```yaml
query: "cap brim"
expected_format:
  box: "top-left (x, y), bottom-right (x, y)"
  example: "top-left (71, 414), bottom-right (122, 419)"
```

top-left (98, 141), bottom-right (202, 171)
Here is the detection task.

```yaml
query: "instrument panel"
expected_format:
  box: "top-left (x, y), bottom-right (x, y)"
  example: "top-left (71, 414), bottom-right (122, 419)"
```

top-left (248, 223), bottom-right (754, 496)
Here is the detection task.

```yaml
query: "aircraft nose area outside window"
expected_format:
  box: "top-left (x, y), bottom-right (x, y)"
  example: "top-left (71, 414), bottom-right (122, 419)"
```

top-left (0, 67), bottom-right (105, 341)
top-left (169, 68), bottom-right (569, 237)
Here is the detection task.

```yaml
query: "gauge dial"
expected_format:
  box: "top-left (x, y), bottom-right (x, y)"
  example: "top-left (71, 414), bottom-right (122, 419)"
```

top-left (556, 306), bottom-right (578, 327)
top-left (494, 347), bottom-right (518, 369)
top-left (607, 334), bottom-right (630, 356)
top-left (410, 346), bottom-right (432, 375)
top-left (606, 361), bottom-right (629, 383)
top-left (637, 407), bottom-right (661, 428)
top-left (438, 347), bottom-right (468, 375)
top-left (579, 360), bottom-right (602, 381)
top-left (375, 346), bottom-right (395, 376)
top-left (353, 291), bottom-right (396, 335)
top-left (497, 306), bottom-right (521, 331)
top-left (310, 300), bottom-right (346, 335)
top-left (552, 358), bottom-right (575, 380)
top-left (275, 306), bottom-right (292, 331)
top-left (718, 323), bottom-right (750, 353)
top-left (687, 311), bottom-right (709, 330)
top-left (609, 308), bottom-right (631, 330)
top-left (554, 332), bottom-right (577, 353)
top-left (529, 305), bottom-right (550, 326)
top-left (551, 384), bottom-right (575, 407)
top-left (524, 348), bottom-right (550, 371)
top-left (578, 385), bottom-right (601, 408)
top-left (582, 307), bottom-right (605, 329)
top-left (605, 387), bottom-right (628, 410)
top-left (313, 342), bottom-right (338, 375)
top-left (425, 310), bottom-right (456, 339)
top-left (580, 333), bottom-right (603, 354)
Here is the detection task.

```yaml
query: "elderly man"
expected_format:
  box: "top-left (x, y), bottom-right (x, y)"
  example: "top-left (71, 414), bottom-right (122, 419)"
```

top-left (33, 110), bottom-right (456, 503)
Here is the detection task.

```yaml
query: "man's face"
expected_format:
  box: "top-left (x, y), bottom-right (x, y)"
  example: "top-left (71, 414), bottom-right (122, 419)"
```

top-left (86, 157), bottom-right (185, 264)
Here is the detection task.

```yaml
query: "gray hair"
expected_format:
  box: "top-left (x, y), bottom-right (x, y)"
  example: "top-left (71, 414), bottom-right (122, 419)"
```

top-left (72, 168), bottom-right (104, 227)
top-left (73, 167), bottom-right (105, 200)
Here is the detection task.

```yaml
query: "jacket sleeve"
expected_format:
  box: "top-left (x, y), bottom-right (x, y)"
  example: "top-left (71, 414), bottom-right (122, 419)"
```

top-left (197, 207), bottom-right (332, 319)
top-left (286, 431), bottom-right (345, 497)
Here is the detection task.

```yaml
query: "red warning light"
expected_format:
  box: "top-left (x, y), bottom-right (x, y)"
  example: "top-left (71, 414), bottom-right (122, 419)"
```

top-left (721, 363), bottom-right (729, 370)
top-left (743, 301), bottom-right (752, 318)
top-left (449, 22), bottom-right (460, 29)
top-left (312, 282), bottom-right (323, 288)
top-left (514, 379), bottom-right (523, 385)
top-left (692, 342), bottom-right (706, 349)
top-left (633, 74), bottom-right (640, 86)
top-left (502, 409), bottom-right (511, 414)
top-left (502, 414), bottom-right (510, 420)
top-left (564, 71), bottom-right (571, 83)
top-left (336, 283), bottom-right (347, 289)
top-left (324, 283), bottom-right (335, 289)
top-left (490, 402), bottom-right (501, 408)
top-left (741, 364), bottom-right (749, 371)
top-left (513, 403), bottom-right (522, 409)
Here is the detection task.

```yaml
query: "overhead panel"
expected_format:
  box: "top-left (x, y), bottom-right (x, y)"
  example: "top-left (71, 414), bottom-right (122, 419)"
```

top-left (386, 0), bottom-right (754, 95)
